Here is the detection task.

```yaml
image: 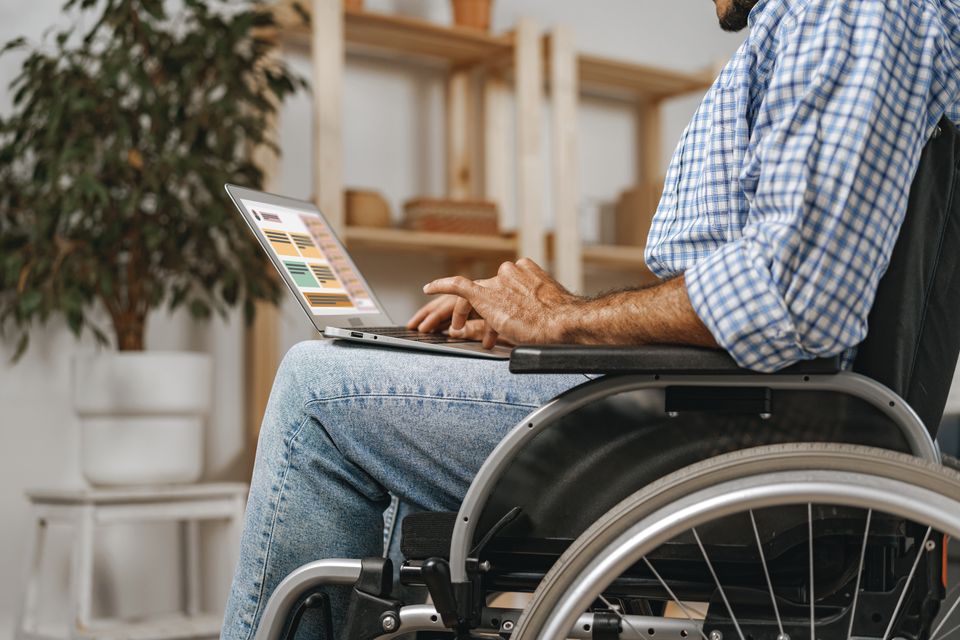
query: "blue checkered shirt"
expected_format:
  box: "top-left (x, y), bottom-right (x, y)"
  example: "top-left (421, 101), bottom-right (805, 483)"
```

top-left (645, 0), bottom-right (960, 372)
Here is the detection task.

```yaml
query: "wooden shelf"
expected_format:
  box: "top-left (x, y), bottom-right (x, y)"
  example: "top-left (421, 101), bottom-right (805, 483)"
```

top-left (344, 226), bottom-right (516, 258)
top-left (579, 53), bottom-right (713, 101)
top-left (582, 243), bottom-right (655, 274)
top-left (71, 613), bottom-right (222, 640)
top-left (274, 2), bottom-right (513, 65)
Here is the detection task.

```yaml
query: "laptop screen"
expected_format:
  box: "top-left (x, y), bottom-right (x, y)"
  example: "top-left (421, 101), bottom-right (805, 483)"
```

top-left (240, 198), bottom-right (380, 317)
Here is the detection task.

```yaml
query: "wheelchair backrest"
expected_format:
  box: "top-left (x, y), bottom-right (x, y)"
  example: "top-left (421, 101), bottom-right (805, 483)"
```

top-left (853, 117), bottom-right (960, 436)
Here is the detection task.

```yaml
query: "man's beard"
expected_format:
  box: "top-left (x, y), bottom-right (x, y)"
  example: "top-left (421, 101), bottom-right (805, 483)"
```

top-left (719, 0), bottom-right (759, 31)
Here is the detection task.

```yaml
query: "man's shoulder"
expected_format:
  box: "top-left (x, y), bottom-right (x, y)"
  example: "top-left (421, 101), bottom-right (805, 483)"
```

top-left (751, 0), bottom-right (931, 33)
top-left (746, 0), bottom-right (954, 62)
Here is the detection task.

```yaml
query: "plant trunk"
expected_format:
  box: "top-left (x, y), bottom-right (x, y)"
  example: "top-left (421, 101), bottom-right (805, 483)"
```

top-left (114, 314), bottom-right (146, 351)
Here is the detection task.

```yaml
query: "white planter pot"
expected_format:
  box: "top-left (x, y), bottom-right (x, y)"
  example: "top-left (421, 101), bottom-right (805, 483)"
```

top-left (73, 351), bottom-right (212, 486)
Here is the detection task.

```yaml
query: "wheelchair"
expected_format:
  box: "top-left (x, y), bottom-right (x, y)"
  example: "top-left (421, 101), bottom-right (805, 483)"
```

top-left (250, 118), bottom-right (960, 640)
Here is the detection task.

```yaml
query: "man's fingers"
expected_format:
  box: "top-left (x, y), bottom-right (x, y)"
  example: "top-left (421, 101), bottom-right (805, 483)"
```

top-left (515, 257), bottom-right (546, 274)
top-left (406, 296), bottom-right (446, 329)
top-left (449, 320), bottom-right (501, 350)
top-left (423, 275), bottom-right (483, 299)
top-left (450, 319), bottom-right (487, 341)
top-left (418, 307), bottom-right (451, 333)
top-left (451, 296), bottom-right (474, 331)
top-left (482, 325), bottom-right (499, 350)
top-left (406, 304), bottom-right (433, 329)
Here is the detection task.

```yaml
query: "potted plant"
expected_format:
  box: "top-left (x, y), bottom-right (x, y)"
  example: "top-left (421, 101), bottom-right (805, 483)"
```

top-left (0, 0), bottom-right (304, 485)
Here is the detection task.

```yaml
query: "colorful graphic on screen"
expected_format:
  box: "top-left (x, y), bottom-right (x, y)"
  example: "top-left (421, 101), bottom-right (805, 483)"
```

top-left (283, 260), bottom-right (320, 288)
top-left (241, 199), bottom-right (379, 316)
top-left (264, 230), bottom-right (299, 257)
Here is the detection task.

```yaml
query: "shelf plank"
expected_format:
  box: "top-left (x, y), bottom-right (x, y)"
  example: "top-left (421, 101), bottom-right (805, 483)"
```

top-left (579, 54), bottom-right (714, 100)
top-left (275, 1), bottom-right (513, 65)
top-left (344, 226), bottom-right (517, 257)
top-left (75, 613), bottom-right (223, 640)
top-left (582, 244), bottom-right (656, 275)
top-left (274, 3), bottom-right (714, 98)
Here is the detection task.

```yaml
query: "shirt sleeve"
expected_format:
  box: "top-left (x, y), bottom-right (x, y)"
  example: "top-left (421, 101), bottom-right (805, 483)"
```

top-left (685, 0), bottom-right (933, 372)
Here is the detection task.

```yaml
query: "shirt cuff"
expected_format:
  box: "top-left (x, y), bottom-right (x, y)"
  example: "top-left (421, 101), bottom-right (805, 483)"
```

top-left (685, 239), bottom-right (810, 372)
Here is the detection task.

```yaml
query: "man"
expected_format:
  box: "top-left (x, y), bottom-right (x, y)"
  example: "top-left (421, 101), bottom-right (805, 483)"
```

top-left (222, 0), bottom-right (960, 638)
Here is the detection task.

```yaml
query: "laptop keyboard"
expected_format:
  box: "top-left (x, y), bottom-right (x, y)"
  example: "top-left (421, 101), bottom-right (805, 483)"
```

top-left (360, 326), bottom-right (472, 344)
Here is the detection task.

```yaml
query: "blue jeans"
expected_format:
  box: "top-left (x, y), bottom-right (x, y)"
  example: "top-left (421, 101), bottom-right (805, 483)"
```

top-left (221, 340), bottom-right (586, 640)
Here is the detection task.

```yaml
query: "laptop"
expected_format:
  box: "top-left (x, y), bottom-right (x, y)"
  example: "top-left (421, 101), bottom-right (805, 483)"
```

top-left (225, 184), bottom-right (511, 359)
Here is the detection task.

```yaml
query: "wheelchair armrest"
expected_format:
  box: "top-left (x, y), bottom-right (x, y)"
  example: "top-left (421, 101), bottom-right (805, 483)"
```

top-left (508, 344), bottom-right (842, 375)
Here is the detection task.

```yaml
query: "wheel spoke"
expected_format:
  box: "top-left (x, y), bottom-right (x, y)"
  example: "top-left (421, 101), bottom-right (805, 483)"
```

top-left (930, 591), bottom-right (960, 640)
top-left (846, 509), bottom-right (872, 640)
top-left (641, 557), bottom-right (710, 640)
top-left (692, 527), bottom-right (746, 640)
top-left (808, 503), bottom-right (815, 640)
top-left (881, 526), bottom-right (932, 640)
top-left (933, 619), bottom-right (960, 640)
top-left (749, 510), bottom-right (785, 638)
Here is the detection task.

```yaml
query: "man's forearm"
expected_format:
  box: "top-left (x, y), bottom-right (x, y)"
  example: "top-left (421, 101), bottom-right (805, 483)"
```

top-left (564, 275), bottom-right (719, 348)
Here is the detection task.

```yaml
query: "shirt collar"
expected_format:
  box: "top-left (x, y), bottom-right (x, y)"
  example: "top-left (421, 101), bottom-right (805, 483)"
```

top-left (747, 0), bottom-right (774, 28)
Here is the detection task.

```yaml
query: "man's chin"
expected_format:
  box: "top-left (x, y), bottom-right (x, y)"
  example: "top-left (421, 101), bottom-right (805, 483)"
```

top-left (718, 0), bottom-right (757, 32)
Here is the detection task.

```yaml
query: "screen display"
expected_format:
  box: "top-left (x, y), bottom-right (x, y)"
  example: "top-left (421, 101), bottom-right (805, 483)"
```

top-left (241, 198), bottom-right (379, 316)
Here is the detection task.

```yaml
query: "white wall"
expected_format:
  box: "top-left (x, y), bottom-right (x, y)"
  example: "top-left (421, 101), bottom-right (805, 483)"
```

top-left (0, 1), bottom-right (749, 636)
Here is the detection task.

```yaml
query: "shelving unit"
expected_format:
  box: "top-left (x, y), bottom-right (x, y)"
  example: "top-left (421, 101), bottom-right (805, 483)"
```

top-left (265, 0), bottom-right (713, 288)
top-left (270, 0), bottom-right (548, 265)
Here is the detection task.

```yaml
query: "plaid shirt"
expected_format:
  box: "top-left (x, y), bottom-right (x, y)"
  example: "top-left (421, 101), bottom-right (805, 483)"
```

top-left (645, 0), bottom-right (960, 372)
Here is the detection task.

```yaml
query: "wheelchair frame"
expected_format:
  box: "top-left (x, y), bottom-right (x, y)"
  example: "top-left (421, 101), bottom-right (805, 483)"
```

top-left (251, 369), bottom-right (940, 640)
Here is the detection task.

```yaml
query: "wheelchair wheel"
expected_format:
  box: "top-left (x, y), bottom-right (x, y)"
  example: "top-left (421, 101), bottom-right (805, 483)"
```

top-left (512, 443), bottom-right (960, 640)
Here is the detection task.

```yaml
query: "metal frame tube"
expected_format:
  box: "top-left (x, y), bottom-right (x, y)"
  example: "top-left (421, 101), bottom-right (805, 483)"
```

top-left (253, 559), bottom-right (362, 640)
top-left (372, 606), bottom-right (702, 639)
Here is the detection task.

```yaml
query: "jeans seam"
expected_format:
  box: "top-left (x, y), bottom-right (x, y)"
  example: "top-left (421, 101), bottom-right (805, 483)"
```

top-left (304, 393), bottom-right (544, 409)
top-left (243, 414), bottom-right (313, 640)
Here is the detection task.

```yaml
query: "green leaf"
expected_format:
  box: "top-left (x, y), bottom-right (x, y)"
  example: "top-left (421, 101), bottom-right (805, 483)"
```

top-left (1, 37), bottom-right (27, 55)
top-left (189, 299), bottom-right (211, 319)
top-left (18, 290), bottom-right (42, 317)
top-left (12, 333), bottom-right (28, 362)
top-left (66, 309), bottom-right (83, 336)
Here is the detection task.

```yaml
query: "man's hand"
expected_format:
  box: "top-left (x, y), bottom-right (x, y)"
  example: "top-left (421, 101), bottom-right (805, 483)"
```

top-left (422, 258), bottom-right (720, 350)
top-left (406, 294), bottom-right (460, 333)
top-left (423, 258), bottom-right (582, 347)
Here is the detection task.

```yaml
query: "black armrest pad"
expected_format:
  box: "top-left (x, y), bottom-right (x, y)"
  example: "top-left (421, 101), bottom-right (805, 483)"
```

top-left (509, 345), bottom-right (841, 375)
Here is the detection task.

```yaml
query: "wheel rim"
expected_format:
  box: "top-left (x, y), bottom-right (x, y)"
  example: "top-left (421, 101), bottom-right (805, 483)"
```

top-left (523, 469), bottom-right (960, 640)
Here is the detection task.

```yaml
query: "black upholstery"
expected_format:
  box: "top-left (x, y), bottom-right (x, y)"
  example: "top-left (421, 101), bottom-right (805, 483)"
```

top-left (510, 344), bottom-right (840, 375)
top-left (475, 389), bottom-right (910, 544)
top-left (853, 118), bottom-right (960, 434)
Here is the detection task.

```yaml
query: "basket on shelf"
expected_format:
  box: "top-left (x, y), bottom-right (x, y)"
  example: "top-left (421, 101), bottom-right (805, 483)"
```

top-left (402, 198), bottom-right (500, 235)
top-left (345, 188), bottom-right (391, 228)
top-left (450, 0), bottom-right (493, 32)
